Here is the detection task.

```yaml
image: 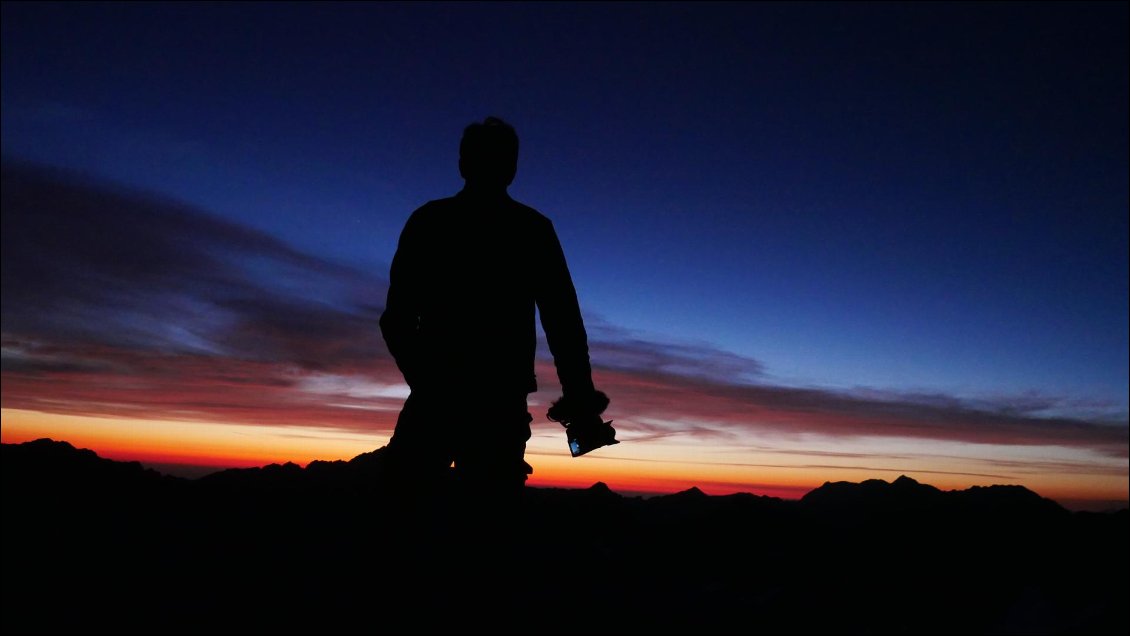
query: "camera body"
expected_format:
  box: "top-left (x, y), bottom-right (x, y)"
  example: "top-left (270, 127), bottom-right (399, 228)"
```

top-left (565, 416), bottom-right (620, 457)
top-left (547, 390), bottom-right (618, 457)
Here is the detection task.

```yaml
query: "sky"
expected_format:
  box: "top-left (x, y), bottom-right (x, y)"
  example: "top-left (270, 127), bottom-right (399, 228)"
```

top-left (1, 1), bottom-right (1126, 509)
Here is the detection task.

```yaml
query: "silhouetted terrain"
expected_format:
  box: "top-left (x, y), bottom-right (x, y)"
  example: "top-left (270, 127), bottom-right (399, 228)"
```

top-left (3, 439), bottom-right (1126, 634)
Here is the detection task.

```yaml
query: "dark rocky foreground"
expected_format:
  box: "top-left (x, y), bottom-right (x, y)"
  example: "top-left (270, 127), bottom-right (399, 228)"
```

top-left (2, 439), bottom-right (1126, 634)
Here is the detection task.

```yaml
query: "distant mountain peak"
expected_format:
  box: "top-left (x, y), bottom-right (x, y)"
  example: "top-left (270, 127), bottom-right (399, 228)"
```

top-left (2, 437), bottom-right (176, 488)
top-left (892, 475), bottom-right (920, 486)
top-left (19, 438), bottom-right (87, 456)
top-left (24, 437), bottom-right (73, 449)
top-left (677, 486), bottom-right (707, 498)
top-left (585, 481), bottom-right (623, 500)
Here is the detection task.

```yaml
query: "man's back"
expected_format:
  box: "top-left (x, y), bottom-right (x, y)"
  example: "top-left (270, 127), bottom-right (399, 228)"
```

top-left (380, 190), bottom-right (591, 396)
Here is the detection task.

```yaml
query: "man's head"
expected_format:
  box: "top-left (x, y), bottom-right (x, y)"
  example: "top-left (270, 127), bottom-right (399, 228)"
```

top-left (459, 116), bottom-right (519, 189)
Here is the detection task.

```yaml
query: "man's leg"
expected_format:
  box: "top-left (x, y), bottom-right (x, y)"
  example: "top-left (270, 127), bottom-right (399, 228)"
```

top-left (377, 393), bottom-right (466, 628)
top-left (451, 395), bottom-right (533, 503)
top-left (383, 392), bottom-right (458, 503)
top-left (441, 397), bottom-right (534, 628)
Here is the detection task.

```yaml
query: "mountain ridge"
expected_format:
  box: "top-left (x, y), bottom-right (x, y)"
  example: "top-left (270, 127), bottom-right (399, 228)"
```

top-left (3, 437), bottom-right (1093, 514)
top-left (2, 438), bottom-right (1126, 634)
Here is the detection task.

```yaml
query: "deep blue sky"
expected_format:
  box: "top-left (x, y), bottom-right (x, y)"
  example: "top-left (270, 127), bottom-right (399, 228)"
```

top-left (3, 1), bottom-right (1127, 418)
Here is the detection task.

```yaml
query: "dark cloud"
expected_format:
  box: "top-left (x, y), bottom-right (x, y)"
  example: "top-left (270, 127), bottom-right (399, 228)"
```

top-left (572, 318), bottom-right (766, 383)
top-left (584, 363), bottom-right (1129, 458)
top-left (1, 160), bottom-right (399, 430)
top-left (1, 159), bottom-right (387, 363)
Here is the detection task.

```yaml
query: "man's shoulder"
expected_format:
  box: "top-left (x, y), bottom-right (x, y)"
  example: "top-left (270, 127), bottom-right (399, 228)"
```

top-left (430, 194), bottom-right (553, 221)
top-left (402, 197), bottom-right (458, 230)
top-left (494, 200), bottom-right (552, 237)
top-left (407, 194), bottom-right (555, 236)
top-left (411, 196), bottom-right (458, 215)
top-left (506, 197), bottom-right (552, 224)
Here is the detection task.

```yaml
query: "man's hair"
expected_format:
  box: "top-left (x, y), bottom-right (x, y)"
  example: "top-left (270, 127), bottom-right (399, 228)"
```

top-left (459, 116), bottom-right (519, 187)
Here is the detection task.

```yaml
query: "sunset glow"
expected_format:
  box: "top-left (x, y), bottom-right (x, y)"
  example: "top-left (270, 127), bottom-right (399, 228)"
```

top-left (2, 3), bottom-right (1126, 513)
top-left (4, 392), bottom-right (1124, 509)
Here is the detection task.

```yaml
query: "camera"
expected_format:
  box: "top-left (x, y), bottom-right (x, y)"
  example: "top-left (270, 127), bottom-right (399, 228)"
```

top-left (565, 417), bottom-right (620, 457)
top-left (547, 391), bottom-right (618, 457)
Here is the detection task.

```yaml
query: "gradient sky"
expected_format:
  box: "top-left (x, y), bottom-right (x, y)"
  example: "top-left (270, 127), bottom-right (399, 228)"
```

top-left (2, 2), bottom-right (1126, 508)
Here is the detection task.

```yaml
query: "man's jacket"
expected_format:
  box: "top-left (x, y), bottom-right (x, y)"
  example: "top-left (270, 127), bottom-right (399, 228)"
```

top-left (380, 189), bottom-right (595, 398)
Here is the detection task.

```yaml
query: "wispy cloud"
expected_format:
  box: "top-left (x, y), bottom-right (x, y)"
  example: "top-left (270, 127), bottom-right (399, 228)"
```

top-left (582, 318), bottom-right (765, 383)
top-left (2, 160), bottom-right (396, 429)
top-left (1, 160), bottom-right (385, 362)
top-left (584, 362), bottom-right (1128, 457)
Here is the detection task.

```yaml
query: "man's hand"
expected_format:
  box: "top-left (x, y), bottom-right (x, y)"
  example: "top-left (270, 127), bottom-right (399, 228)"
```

top-left (547, 391), bottom-right (617, 457)
top-left (546, 390), bottom-right (609, 424)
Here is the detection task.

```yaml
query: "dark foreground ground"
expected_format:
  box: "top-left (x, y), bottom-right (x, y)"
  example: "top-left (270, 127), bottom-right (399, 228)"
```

top-left (2, 439), bottom-right (1126, 634)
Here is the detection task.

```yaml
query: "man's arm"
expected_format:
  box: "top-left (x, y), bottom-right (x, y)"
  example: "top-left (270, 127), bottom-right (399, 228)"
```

top-left (536, 218), bottom-right (615, 453)
top-left (535, 218), bottom-right (598, 400)
top-left (380, 211), bottom-right (424, 389)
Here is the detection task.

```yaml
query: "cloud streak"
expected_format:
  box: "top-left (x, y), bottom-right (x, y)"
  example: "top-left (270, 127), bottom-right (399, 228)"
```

top-left (2, 160), bottom-right (398, 430)
top-left (1, 160), bottom-right (386, 363)
top-left (586, 362), bottom-right (1128, 457)
top-left (2, 160), bottom-right (1126, 469)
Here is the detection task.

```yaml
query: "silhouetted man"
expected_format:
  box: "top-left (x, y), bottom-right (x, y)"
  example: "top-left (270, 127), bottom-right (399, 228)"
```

top-left (379, 117), bottom-right (611, 502)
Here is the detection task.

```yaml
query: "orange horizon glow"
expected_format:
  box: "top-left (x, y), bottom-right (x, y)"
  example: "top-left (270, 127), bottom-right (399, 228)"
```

top-left (3, 407), bottom-right (1126, 511)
